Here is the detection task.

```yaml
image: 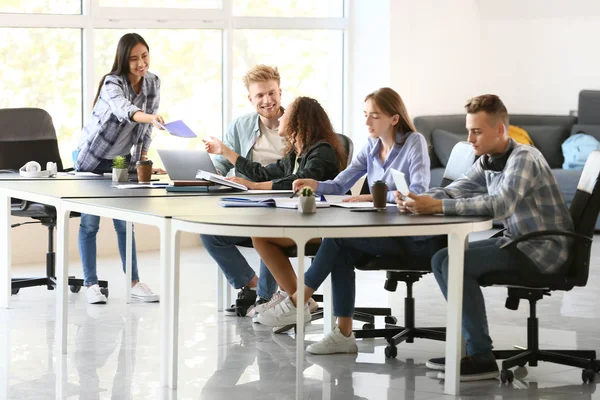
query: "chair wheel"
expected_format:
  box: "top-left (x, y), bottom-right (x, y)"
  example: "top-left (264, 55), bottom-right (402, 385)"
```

top-left (582, 369), bottom-right (596, 383)
top-left (384, 316), bottom-right (398, 325)
top-left (11, 288), bottom-right (19, 295)
top-left (500, 369), bottom-right (514, 383)
top-left (69, 285), bottom-right (81, 293)
top-left (100, 288), bottom-right (109, 298)
top-left (362, 323), bottom-right (375, 330)
top-left (384, 345), bottom-right (397, 359)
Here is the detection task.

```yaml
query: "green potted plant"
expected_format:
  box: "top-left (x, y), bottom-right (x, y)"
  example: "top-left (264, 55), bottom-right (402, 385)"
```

top-left (112, 156), bottom-right (129, 183)
top-left (298, 187), bottom-right (316, 214)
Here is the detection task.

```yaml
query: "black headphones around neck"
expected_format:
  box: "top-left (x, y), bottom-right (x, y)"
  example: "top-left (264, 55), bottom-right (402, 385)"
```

top-left (481, 145), bottom-right (514, 172)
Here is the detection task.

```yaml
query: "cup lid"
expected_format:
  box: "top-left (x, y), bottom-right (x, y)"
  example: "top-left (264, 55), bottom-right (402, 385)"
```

top-left (136, 160), bottom-right (153, 165)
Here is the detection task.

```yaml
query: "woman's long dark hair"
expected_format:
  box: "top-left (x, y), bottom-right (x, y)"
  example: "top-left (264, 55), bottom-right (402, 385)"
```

top-left (281, 96), bottom-right (347, 171)
top-left (93, 33), bottom-right (149, 106)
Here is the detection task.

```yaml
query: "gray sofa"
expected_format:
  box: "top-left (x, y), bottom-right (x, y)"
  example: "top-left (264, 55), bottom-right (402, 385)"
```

top-left (414, 109), bottom-right (600, 230)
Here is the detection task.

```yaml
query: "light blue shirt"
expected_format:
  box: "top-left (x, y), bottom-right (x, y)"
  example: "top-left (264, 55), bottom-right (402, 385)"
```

top-left (317, 131), bottom-right (431, 203)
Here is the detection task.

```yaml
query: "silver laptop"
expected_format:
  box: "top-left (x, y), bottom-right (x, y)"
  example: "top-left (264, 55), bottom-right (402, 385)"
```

top-left (157, 149), bottom-right (217, 180)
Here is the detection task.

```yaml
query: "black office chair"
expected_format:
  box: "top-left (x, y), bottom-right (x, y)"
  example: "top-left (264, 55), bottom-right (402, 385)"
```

top-left (351, 141), bottom-right (477, 358)
top-left (480, 150), bottom-right (600, 384)
top-left (233, 133), bottom-right (353, 317)
top-left (0, 108), bottom-right (108, 295)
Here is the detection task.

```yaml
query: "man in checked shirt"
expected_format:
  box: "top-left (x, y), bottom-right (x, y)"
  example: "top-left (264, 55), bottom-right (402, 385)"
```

top-left (398, 94), bottom-right (573, 381)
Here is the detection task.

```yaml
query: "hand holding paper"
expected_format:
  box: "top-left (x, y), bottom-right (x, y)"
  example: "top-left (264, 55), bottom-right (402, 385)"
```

top-left (157, 120), bottom-right (197, 138)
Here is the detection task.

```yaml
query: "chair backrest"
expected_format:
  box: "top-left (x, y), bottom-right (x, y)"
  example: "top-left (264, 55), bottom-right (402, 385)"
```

top-left (566, 150), bottom-right (600, 286)
top-left (441, 141), bottom-right (476, 187)
top-left (0, 108), bottom-right (63, 171)
top-left (337, 133), bottom-right (354, 167)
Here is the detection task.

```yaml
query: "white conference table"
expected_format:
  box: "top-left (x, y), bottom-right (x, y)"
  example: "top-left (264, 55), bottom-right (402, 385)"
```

top-left (0, 179), bottom-right (232, 392)
top-left (1, 182), bottom-right (493, 396)
top-left (168, 198), bottom-right (492, 396)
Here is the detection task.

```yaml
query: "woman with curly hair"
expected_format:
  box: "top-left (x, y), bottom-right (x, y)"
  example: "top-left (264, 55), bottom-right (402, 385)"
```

top-left (203, 96), bottom-right (346, 190)
top-left (202, 96), bottom-right (346, 313)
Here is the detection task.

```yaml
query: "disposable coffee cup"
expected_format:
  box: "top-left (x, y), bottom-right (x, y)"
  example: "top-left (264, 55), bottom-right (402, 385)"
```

top-left (371, 180), bottom-right (388, 210)
top-left (136, 160), bottom-right (153, 183)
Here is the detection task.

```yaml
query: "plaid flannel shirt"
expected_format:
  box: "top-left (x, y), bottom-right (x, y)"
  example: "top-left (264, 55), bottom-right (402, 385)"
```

top-left (426, 139), bottom-right (573, 273)
top-left (76, 72), bottom-right (160, 172)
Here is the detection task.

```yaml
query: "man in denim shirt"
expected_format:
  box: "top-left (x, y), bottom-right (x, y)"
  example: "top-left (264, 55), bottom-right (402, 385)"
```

top-left (202, 65), bottom-right (286, 316)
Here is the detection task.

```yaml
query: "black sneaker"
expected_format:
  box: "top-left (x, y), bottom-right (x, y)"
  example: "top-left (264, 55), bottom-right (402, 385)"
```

top-left (437, 356), bottom-right (499, 382)
top-left (425, 357), bottom-right (446, 371)
top-left (234, 286), bottom-right (258, 317)
top-left (224, 304), bottom-right (237, 315)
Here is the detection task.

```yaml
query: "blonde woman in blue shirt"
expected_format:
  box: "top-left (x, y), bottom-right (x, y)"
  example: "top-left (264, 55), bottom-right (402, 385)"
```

top-left (75, 33), bottom-right (164, 304)
top-left (253, 88), bottom-right (443, 352)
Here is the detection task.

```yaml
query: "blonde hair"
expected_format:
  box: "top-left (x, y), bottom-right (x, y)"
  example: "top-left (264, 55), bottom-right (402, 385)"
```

top-left (242, 65), bottom-right (281, 91)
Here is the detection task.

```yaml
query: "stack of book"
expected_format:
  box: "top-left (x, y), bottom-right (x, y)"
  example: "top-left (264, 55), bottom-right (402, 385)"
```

top-left (165, 180), bottom-right (215, 192)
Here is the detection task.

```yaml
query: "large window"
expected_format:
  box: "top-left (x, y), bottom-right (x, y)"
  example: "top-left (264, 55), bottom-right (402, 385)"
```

top-left (233, 30), bottom-right (343, 131)
top-left (0, 28), bottom-right (82, 165)
top-left (0, 1), bottom-right (80, 14)
top-left (233, 0), bottom-right (343, 17)
top-left (0, 2), bottom-right (347, 169)
top-left (94, 29), bottom-right (222, 166)
top-left (98, 0), bottom-right (220, 9)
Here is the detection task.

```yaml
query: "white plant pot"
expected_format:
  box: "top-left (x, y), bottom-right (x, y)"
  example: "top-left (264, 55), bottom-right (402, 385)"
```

top-left (112, 168), bottom-right (128, 183)
top-left (298, 196), bottom-right (316, 214)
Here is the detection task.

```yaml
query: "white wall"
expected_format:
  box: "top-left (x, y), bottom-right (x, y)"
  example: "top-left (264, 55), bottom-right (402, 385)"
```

top-left (347, 0), bottom-right (391, 151)
top-left (389, 0), bottom-right (482, 118)
top-left (11, 215), bottom-right (201, 266)
top-left (478, 0), bottom-right (600, 114)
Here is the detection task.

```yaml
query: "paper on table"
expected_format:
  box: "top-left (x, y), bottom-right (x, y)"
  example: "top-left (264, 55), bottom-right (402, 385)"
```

top-left (57, 171), bottom-right (102, 177)
top-left (157, 120), bottom-right (197, 138)
top-left (219, 197), bottom-right (329, 209)
top-left (330, 202), bottom-right (376, 209)
top-left (113, 183), bottom-right (168, 189)
top-left (330, 201), bottom-right (395, 209)
top-left (246, 190), bottom-right (293, 195)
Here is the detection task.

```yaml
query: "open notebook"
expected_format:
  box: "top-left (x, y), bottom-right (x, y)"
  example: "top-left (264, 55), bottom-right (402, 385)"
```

top-left (196, 170), bottom-right (247, 191)
top-left (219, 197), bottom-right (330, 209)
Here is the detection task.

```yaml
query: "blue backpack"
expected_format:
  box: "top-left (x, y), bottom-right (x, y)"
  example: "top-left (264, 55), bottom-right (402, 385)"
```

top-left (562, 133), bottom-right (600, 170)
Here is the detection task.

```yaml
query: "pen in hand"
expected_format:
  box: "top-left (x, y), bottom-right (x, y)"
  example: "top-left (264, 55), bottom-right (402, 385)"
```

top-left (290, 189), bottom-right (300, 198)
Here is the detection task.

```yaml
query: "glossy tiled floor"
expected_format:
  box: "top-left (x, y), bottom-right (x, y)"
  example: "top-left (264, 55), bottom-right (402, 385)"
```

top-left (2, 234), bottom-right (600, 399)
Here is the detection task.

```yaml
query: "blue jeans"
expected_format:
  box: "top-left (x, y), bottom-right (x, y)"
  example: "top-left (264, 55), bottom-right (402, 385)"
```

top-left (431, 238), bottom-right (537, 357)
top-left (304, 236), bottom-right (443, 318)
top-left (79, 215), bottom-right (139, 285)
top-left (77, 155), bottom-right (139, 286)
top-left (200, 235), bottom-right (277, 300)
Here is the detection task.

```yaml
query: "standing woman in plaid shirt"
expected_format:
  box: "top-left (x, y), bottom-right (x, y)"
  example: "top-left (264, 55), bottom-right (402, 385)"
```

top-left (75, 33), bottom-right (163, 304)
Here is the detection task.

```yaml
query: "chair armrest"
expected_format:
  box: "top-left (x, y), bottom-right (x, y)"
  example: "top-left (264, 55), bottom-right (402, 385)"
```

top-left (499, 230), bottom-right (591, 250)
top-left (489, 228), bottom-right (506, 239)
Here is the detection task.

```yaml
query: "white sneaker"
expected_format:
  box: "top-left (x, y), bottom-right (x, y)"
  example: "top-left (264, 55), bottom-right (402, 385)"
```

top-left (85, 284), bottom-right (107, 304)
top-left (131, 282), bottom-right (159, 302)
top-left (306, 326), bottom-right (358, 355)
top-left (271, 298), bottom-right (320, 333)
top-left (256, 296), bottom-right (311, 327)
top-left (254, 291), bottom-right (288, 315)
top-left (308, 297), bottom-right (319, 313)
